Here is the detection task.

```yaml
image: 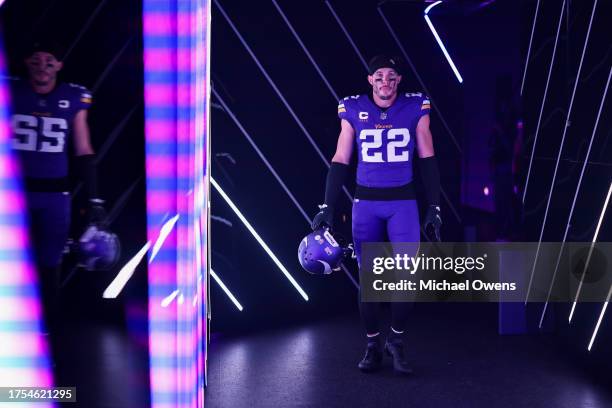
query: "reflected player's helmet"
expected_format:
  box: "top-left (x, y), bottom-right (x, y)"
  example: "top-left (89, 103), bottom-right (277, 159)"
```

top-left (298, 228), bottom-right (345, 275)
top-left (76, 224), bottom-right (121, 271)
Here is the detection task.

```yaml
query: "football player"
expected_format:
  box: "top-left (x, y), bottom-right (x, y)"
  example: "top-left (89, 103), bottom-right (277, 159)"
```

top-left (10, 40), bottom-right (101, 329)
top-left (312, 55), bottom-right (441, 374)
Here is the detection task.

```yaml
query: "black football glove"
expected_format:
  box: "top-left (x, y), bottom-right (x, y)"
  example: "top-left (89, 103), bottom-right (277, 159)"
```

top-left (424, 205), bottom-right (442, 242)
top-left (311, 204), bottom-right (334, 231)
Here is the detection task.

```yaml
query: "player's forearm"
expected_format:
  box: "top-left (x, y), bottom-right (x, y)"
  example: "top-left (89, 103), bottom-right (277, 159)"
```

top-left (323, 162), bottom-right (349, 207)
top-left (75, 142), bottom-right (94, 156)
top-left (75, 154), bottom-right (98, 199)
top-left (73, 110), bottom-right (94, 155)
top-left (419, 156), bottom-right (440, 207)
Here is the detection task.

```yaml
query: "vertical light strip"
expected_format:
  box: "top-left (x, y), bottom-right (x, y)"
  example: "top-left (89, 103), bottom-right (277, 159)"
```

top-left (324, 1), bottom-right (369, 71)
top-left (214, 0), bottom-right (353, 203)
top-left (570, 181), bottom-right (612, 324)
top-left (144, 0), bottom-right (208, 406)
top-left (271, 0), bottom-right (339, 101)
top-left (377, 5), bottom-right (462, 154)
top-left (0, 32), bottom-right (54, 401)
top-left (211, 177), bottom-right (309, 301)
top-left (202, 2), bottom-right (212, 391)
top-left (520, 0), bottom-right (541, 96)
top-left (522, 0), bottom-right (566, 205)
top-left (423, 1), bottom-right (463, 83)
top-left (210, 269), bottom-right (243, 311)
top-left (212, 89), bottom-right (359, 289)
top-left (198, 0), bottom-right (211, 393)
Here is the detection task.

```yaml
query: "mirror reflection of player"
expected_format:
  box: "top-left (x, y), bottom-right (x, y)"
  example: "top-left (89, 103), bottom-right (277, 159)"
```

top-left (311, 55), bottom-right (442, 375)
top-left (9, 40), bottom-right (102, 332)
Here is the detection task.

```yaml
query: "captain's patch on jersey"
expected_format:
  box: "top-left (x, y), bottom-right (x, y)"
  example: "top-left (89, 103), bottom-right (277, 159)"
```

top-left (81, 92), bottom-right (92, 104)
top-left (338, 103), bottom-right (346, 114)
top-left (421, 99), bottom-right (431, 110)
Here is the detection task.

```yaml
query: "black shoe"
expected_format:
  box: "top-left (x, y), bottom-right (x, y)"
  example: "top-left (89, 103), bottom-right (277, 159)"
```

top-left (358, 341), bottom-right (383, 373)
top-left (384, 339), bottom-right (413, 375)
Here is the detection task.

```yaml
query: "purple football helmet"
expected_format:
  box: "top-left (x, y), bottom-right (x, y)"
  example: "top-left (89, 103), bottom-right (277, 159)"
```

top-left (76, 224), bottom-right (121, 271)
top-left (298, 228), bottom-right (346, 275)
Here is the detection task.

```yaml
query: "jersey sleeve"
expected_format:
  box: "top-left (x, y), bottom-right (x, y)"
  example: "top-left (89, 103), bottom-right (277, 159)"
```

top-left (419, 95), bottom-right (431, 117)
top-left (337, 98), bottom-right (349, 120)
top-left (69, 83), bottom-right (93, 110)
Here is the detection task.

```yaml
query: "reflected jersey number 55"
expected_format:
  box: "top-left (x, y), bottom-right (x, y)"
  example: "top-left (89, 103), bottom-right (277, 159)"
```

top-left (12, 114), bottom-right (68, 153)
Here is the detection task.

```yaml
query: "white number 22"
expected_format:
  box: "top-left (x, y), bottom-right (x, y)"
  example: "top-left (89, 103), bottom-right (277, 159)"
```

top-left (12, 114), bottom-right (67, 153)
top-left (359, 128), bottom-right (410, 163)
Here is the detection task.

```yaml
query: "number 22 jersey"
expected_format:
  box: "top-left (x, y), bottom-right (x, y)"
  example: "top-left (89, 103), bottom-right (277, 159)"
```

top-left (338, 93), bottom-right (430, 188)
top-left (10, 78), bottom-right (92, 179)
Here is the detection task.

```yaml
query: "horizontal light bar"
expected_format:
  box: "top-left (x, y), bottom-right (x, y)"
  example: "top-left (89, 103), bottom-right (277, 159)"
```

top-left (211, 177), bottom-right (309, 301)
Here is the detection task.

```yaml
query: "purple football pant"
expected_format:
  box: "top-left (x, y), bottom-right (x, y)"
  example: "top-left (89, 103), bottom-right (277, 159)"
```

top-left (27, 192), bottom-right (71, 268)
top-left (352, 199), bottom-right (420, 335)
top-left (27, 191), bottom-right (70, 329)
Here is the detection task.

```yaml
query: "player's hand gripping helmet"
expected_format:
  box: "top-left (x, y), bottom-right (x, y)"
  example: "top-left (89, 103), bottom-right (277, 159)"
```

top-left (75, 224), bottom-right (121, 271)
top-left (298, 228), bottom-right (349, 275)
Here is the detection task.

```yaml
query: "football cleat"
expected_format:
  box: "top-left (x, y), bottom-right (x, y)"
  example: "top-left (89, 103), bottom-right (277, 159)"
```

top-left (358, 340), bottom-right (383, 373)
top-left (384, 338), bottom-right (413, 375)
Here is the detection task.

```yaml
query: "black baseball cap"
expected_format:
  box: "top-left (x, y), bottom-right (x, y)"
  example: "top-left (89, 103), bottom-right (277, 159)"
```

top-left (26, 40), bottom-right (65, 61)
top-left (368, 54), bottom-right (403, 75)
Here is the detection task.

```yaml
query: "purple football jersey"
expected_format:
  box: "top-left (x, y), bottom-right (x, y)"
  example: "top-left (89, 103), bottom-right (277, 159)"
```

top-left (10, 79), bottom-right (92, 178)
top-left (338, 93), bottom-right (430, 188)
